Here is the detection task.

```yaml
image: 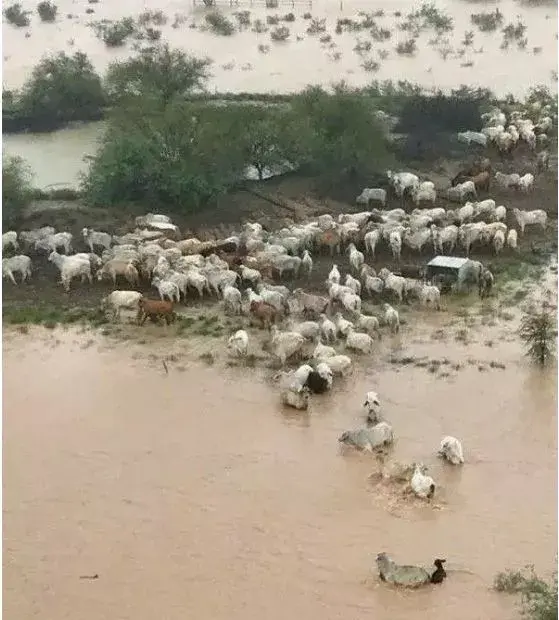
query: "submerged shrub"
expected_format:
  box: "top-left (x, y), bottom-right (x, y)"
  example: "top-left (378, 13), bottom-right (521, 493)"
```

top-left (270, 25), bottom-right (290, 41)
top-left (93, 17), bottom-right (136, 47)
top-left (395, 38), bottom-right (417, 55)
top-left (4, 3), bottom-right (31, 27)
top-left (37, 1), bottom-right (57, 22)
top-left (470, 9), bottom-right (504, 32)
top-left (205, 11), bottom-right (235, 36)
top-left (519, 309), bottom-right (556, 366)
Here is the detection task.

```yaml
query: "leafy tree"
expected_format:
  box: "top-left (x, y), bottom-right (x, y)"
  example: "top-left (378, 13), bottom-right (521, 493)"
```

top-left (105, 44), bottom-right (211, 106)
top-left (230, 105), bottom-right (304, 179)
top-left (18, 52), bottom-right (105, 126)
top-left (2, 154), bottom-right (33, 226)
top-left (518, 309), bottom-right (556, 366)
top-left (82, 99), bottom-right (246, 209)
top-left (290, 83), bottom-right (391, 182)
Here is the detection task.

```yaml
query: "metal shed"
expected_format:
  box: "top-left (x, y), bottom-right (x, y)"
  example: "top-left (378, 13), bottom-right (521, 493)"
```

top-left (426, 256), bottom-right (470, 281)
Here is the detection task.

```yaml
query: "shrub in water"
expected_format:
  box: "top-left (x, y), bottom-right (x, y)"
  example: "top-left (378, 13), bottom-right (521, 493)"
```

top-left (205, 11), bottom-right (235, 36)
top-left (4, 3), bottom-right (31, 27)
top-left (270, 25), bottom-right (290, 41)
top-left (93, 17), bottom-right (136, 47)
top-left (37, 1), bottom-right (57, 22)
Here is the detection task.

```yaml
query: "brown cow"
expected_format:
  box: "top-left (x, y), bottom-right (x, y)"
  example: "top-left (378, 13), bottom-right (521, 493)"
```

top-left (137, 297), bottom-right (176, 326)
top-left (249, 300), bottom-right (278, 329)
top-left (317, 229), bottom-right (341, 256)
top-left (470, 170), bottom-right (491, 192)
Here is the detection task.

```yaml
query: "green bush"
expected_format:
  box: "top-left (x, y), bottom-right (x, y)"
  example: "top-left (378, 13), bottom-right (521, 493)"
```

top-left (105, 44), bottom-right (211, 105)
top-left (93, 17), bottom-right (136, 46)
top-left (395, 86), bottom-right (490, 133)
top-left (290, 84), bottom-right (391, 182)
top-left (205, 11), bottom-right (235, 36)
top-left (519, 309), bottom-right (556, 366)
top-left (17, 51), bottom-right (106, 126)
top-left (37, 1), bottom-right (57, 22)
top-left (270, 25), bottom-right (290, 41)
top-left (494, 567), bottom-right (557, 620)
top-left (4, 3), bottom-right (30, 27)
top-left (2, 155), bottom-right (34, 226)
top-left (81, 100), bottom-right (247, 209)
top-left (471, 9), bottom-right (504, 32)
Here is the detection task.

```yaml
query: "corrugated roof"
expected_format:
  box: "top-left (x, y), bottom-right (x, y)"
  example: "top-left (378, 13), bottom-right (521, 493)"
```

top-left (427, 256), bottom-right (470, 269)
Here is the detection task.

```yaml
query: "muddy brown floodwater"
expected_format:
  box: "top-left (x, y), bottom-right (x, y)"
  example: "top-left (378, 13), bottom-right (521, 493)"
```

top-left (3, 306), bottom-right (557, 619)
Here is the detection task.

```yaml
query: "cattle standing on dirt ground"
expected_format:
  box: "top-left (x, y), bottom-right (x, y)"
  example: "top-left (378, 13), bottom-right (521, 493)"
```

top-left (137, 297), bottom-right (176, 325)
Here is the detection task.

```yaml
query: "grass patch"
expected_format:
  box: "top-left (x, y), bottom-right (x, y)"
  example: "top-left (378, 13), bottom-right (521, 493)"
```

top-left (199, 352), bottom-right (215, 365)
top-left (3, 304), bottom-right (108, 327)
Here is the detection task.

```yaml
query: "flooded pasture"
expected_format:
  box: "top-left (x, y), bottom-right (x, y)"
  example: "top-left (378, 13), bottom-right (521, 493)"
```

top-left (3, 290), bottom-right (557, 619)
top-left (3, 0), bottom-right (558, 96)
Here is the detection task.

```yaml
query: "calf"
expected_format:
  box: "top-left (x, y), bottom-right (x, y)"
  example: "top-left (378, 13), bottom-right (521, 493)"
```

top-left (249, 300), bottom-right (278, 329)
top-left (137, 297), bottom-right (176, 326)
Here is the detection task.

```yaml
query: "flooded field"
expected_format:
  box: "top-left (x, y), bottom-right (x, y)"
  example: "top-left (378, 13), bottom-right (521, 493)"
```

top-left (3, 0), bottom-right (558, 97)
top-left (3, 278), bottom-right (557, 619)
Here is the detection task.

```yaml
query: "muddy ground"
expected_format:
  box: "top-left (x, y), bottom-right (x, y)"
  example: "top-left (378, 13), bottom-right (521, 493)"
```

top-left (3, 153), bottom-right (557, 338)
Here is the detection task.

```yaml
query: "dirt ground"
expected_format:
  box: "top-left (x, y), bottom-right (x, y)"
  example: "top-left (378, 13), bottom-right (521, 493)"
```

top-left (3, 152), bottom-right (557, 324)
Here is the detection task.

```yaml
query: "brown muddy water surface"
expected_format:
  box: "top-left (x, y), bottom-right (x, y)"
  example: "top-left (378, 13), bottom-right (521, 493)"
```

top-left (3, 302), bottom-right (557, 619)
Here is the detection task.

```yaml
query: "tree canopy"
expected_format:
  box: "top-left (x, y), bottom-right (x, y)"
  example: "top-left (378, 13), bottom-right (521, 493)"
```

top-left (18, 52), bottom-right (105, 126)
top-left (104, 44), bottom-right (211, 106)
top-left (2, 154), bottom-right (33, 226)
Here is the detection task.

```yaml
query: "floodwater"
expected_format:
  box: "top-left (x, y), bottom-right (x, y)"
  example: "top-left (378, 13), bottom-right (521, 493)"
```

top-left (2, 0), bottom-right (558, 186)
top-left (3, 0), bottom-right (558, 95)
top-left (3, 305), bottom-right (557, 619)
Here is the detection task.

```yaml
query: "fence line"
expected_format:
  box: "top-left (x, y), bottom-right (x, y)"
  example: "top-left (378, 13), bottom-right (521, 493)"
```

top-left (193, 0), bottom-right (313, 8)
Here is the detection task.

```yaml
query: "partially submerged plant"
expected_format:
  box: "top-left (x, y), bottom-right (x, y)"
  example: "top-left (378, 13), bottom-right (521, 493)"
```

top-left (4, 2), bottom-right (31, 26)
top-left (205, 11), bottom-right (235, 36)
top-left (518, 308), bottom-right (556, 366)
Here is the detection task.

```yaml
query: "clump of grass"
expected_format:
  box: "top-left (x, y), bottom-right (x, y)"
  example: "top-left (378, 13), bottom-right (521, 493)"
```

top-left (470, 9), bottom-right (504, 32)
top-left (137, 9), bottom-right (167, 26)
top-left (354, 39), bottom-right (372, 54)
top-left (319, 33), bottom-right (332, 43)
top-left (371, 24), bottom-right (391, 41)
top-left (501, 20), bottom-right (527, 49)
top-left (4, 3), bottom-right (31, 26)
top-left (462, 30), bottom-right (474, 46)
top-left (266, 14), bottom-right (279, 25)
top-left (252, 18), bottom-right (267, 33)
top-left (265, 0), bottom-right (278, 7)
top-left (234, 10), bottom-right (251, 27)
top-left (377, 48), bottom-right (389, 59)
top-left (258, 43), bottom-right (270, 53)
top-left (205, 11), bottom-right (235, 36)
top-left (199, 352), bottom-right (215, 365)
top-left (303, 11), bottom-right (311, 19)
top-left (306, 17), bottom-right (326, 34)
top-left (282, 12), bottom-right (295, 22)
top-left (93, 17), bottom-right (136, 47)
top-left (395, 38), bottom-right (417, 55)
top-left (362, 58), bottom-right (380, 72)
top-left (37, 1), bottom-right (57, 22)
top-left (270, 25), bottom-right (290, 41)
